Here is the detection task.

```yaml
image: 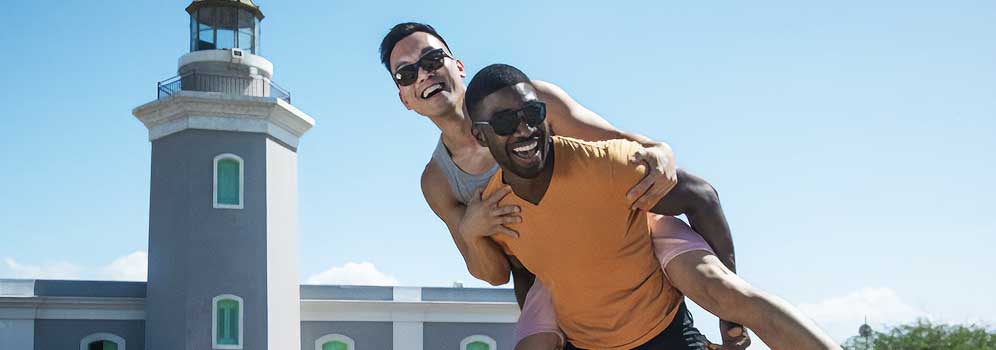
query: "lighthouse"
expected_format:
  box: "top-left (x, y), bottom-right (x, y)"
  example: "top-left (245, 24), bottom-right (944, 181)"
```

top-left (132, 1), bottom-right (314, 349)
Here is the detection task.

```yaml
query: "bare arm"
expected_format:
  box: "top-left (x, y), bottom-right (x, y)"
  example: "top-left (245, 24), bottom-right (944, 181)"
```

top-left (421, 162), bottom-right (512, 285)
top-left (534, 80), bottom-right (678, 210)
top-left (648, 169), bottom-right (736, 273)
top-left (534, 80), bottom-right (664, 148)
top-left (536, 80), bottom-right (735, 271)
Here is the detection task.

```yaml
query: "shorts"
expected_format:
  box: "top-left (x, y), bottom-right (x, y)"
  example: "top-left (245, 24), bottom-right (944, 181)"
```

top-left (565, 301), bottom-right (708, 350)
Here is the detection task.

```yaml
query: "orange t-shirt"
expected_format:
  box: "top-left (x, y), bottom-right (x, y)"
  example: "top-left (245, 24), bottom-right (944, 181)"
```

top-left (485, 136), bottom-right (683, 350)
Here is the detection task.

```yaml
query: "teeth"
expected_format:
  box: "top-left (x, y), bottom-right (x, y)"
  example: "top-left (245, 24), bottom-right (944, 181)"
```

top-left (514, 140), bottom-right (538, 153)
top-left (421, 83), bottom-right (443, 98)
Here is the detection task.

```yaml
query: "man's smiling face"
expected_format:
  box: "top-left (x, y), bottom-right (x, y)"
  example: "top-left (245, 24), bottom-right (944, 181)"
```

top-left (388, 32), bottom-right (466, 117)
top-left (472, 82), bottom-right (551, 179)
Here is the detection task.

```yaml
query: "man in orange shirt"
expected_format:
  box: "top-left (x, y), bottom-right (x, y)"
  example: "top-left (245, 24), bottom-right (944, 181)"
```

top-left (468, 64), bottom-right (838, 350)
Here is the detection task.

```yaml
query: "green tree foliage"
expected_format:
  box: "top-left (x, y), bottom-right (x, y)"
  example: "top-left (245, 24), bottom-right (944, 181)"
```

top-left (870, 319), bottom-right (995, 350)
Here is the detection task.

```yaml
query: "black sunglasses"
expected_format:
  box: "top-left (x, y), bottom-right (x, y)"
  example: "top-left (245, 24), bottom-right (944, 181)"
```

top-left (393, 48), bottom-right (451, 86)
top-left (474, 101), bottom-right (547, 136)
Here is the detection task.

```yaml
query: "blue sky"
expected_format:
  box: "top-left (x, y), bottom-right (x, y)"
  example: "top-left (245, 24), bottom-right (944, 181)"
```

top-left (1, 0), bottom-right (993, 346)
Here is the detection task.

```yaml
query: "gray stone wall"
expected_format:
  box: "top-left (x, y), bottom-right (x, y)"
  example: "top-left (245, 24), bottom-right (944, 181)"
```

top-left (301, 321), bottom-right (393, 350)
top-left (34, 319), bottom-right (144, 350)
top-left (145, 129), bottom-right (270, 350)
top-left (423, 322), bottom-right (517, 350)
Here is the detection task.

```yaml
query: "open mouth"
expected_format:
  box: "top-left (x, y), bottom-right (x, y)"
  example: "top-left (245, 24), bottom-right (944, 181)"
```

top-left (508, 137), bottom-right (540, 161)
top-left (421, 82), bottom-right (446, 99)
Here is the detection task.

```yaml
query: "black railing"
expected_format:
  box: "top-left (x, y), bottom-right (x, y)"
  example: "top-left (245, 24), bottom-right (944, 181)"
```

top-left (157, 72), bottom-right (291, 103)
top-left (269, 81), bottom-right (292, 104)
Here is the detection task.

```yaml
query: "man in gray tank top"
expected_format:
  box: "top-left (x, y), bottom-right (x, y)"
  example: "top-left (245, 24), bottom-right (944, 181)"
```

top-left (431, 139), bottom-right (497, 205)
top-left (380, 23), bottom-right (751, 350)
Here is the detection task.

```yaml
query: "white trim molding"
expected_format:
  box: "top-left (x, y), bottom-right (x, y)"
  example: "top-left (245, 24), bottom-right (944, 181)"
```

top-left (213, 154), bottom-right (245, 209)
top-left (460, 335), bottom-right (497, 350)
top-left (314, 333), bottom-right (355, 350)
top-left (80, 332), bottom-right (126, 350)
top-left (132, 91), bottom-right (315, 148)
top-left (212, 294), bottom-right (245, 349)
top-left (299, 299), bottom-right (519, 323)
top-left (0, 296), bottom-right (145, 320)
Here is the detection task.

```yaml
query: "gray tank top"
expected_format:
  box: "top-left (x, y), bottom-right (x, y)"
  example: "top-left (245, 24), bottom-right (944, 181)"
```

top-left (431, 138), bottom-right (499, 205)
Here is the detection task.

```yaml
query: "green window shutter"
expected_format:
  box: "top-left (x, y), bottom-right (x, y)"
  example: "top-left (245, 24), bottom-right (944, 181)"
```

top-left (230, 301), bottom-right (240, 342)
top-left (217, 158), bottom-right (241, 205)
top-left (103, 341), bottom-right (118, 350)
top-left (322, 340), bottom-right (349, 350)
top-left (216, 304), bottom-right (225, 342)
top-left (467, 341), bottom-right (491, 350)
top-left (217, 299), bottom-right (239, 345)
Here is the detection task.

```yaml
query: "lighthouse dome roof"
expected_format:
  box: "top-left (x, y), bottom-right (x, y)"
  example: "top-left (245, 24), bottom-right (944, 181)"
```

top-left (186, 0), bottom-right (263, 20)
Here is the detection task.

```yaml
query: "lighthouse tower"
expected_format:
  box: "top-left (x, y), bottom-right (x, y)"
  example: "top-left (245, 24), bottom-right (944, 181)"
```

top-left (132, 1), bottom-right (314, 349)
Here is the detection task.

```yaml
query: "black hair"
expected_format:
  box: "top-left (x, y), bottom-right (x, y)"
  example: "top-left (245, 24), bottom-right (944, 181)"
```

top-left (465, 64), bottom-right (531, 120)
top-left (379, 22), bottom-right (452, 73)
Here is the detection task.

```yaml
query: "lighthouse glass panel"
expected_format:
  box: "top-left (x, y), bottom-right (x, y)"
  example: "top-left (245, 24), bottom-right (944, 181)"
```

top-left (322, 341), bottom-right (349, 350)
top-left (215, 7), bottom-right (236, 50)
top-left (196, 8), bottom-right (216, 50)
top-left (190, 15), bottom-right (197, 51)
top-left (191, 6), bottom-right (257, 54)
top-left (88, 340), bottom-right (119, 350)
top-left (216, 157), bottom-right (241, 207)
top-left (216, 299), bottom-right (240, 345)
top-left (237, 9), bottom-right (255, 52)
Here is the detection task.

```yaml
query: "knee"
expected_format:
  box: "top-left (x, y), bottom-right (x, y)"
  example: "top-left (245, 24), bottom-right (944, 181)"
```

top-left (515, 332), bottom-right (562, 350)
top-left (697, 264), bottom-right (756, 320)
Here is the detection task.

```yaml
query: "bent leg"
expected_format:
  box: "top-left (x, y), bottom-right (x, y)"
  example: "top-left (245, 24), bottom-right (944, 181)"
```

top-left (665, 250), bottom-right (839, 350)
top-left (653, 169), bottom-right (736, 272)
top-left (647, 215), bottom-right (726, 348)
top-left (514, 279), bottom-right (564, 350)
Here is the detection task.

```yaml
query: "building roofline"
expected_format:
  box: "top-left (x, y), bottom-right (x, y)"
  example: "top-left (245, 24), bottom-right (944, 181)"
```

top-left (1, 279), bottom-right (515, 303)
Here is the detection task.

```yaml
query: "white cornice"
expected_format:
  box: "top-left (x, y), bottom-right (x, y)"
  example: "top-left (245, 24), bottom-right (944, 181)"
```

top-left (132, 91), bottom-right (315, 148)
top-left (0, 297), bottom-right (518, 323)
top-left (0, 297), bottom-right (145, 320)
top-left (300, 299), bottom-right (519, 323)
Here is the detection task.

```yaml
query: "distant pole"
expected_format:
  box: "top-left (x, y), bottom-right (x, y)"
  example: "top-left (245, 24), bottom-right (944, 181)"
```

top-left (859, 316), bottom-right (873, 350)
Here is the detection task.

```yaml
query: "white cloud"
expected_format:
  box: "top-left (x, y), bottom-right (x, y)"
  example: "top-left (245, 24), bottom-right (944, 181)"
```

top-left (305, 262), bottom-right (399, 286)
top-left (1, 251), bottom-right (147, 281)
top-left (1, 257), bottom-right (82, 280)
top-left (799, 287), bottom-right (929, 343)
top-left (99, 251), bottom-right (148, 281)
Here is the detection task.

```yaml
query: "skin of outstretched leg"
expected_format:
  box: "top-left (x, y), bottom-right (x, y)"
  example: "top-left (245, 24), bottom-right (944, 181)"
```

top-left (666, 250), bottom-right (839, 350)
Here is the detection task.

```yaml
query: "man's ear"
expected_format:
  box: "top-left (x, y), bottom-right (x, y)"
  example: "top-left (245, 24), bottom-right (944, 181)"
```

top-left (455, 59), bottom-right (466, 78)
top-left (471, 126), bottom-right (488, 147)
top-left (398, 90), bottom-right (413, 110)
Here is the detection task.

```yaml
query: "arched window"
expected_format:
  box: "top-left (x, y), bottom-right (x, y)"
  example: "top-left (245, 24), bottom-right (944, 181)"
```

top-left (213, 154), bottom-right (244, 209)
top-left (80, 333), bottom-right (126, 350)
top-left (460, 335), bottom-right (496, 350)
top-left (212, 294), bottom-right (244, 349)
top-left (315, 334), bottom-right (355, 350)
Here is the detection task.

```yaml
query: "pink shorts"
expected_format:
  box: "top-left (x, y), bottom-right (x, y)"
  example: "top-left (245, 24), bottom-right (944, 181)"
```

top-left (514, 215), bottom-right (715, 345)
